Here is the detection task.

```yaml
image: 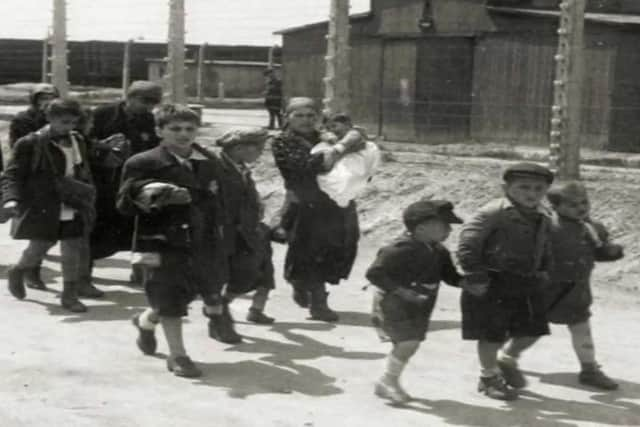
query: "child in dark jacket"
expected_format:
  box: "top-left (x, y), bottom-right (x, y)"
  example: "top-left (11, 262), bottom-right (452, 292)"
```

top-left (367, 200), bottom-right (463, 404)
top-left (457, 163), bottom-right (554, 401)
top-left (501, 181), bottom-right (623, 390)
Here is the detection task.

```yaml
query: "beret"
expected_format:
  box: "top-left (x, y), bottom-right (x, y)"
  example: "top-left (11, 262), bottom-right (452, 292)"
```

top-left (285, 97), bottom-right (318, 114)
top-left (503, 162), bottom-right (554, 184)
top-left (403, 199), bottom-right (463, 230)
top-left (216, 127), bottom-right (269, 149)
top-left (127, 81), bottom-right (163, 102)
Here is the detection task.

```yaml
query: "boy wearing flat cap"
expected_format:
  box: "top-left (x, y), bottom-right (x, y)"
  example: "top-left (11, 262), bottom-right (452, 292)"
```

top-left (457, 162), bottom-right (554, 400)
top-left (214, 128), bottom-right (277, 334)
top-left (492, 181), bottom-right (623, 390)
top-left (366, 199), bottom-right (463, 404)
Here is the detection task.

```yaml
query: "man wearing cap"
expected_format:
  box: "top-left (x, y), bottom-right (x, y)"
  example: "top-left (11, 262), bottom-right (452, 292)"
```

top-left (88, 81), bottom-right (163, 283)
top-left (9, 83), bottom-right (60, 147)
top-left (367, 199), bottom-right (463, 404)
top-left (457, 162), bottom-right (554, 401)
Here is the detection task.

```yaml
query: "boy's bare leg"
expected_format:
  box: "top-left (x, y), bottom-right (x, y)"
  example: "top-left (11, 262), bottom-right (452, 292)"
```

top-left (375, 340), bottom-right (420, 404)
top-left (161, 316), bottom-right (201, 378)
top-left (498, 336), bottom-right (539, 388)
top-left (570, 321), bottom-right (618, 390)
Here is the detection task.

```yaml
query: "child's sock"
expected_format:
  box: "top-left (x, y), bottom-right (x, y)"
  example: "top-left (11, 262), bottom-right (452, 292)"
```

top-left (568, 321), bottom-right (596, 367)
top-left (139, 308), bottom-right (159, 330)
top-left (383, 340), bottom-right (420, 383)
top-left (478, 340), bottom-right (503, 377)
top-left (160, 316), bottom-right (187, 358)
top-left (250, 287), bottom-right (270, 312)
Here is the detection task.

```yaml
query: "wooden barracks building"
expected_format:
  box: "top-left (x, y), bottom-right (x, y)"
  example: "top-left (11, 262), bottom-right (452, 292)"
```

top-left (275, 0), bottom-right (640, 151)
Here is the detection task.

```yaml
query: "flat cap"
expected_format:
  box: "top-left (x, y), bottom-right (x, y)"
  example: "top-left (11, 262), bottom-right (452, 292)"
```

top-left (403, 199), bottom-right (463, 231)
top-left (127, 80), bottom-right (163, 103)
top-left (216, 127), bottom-right (269, 149)
top-left (503, 162), bottom-right (554, 184)
top-left (29, 83), bottom-right (59, 105)
top-left (285, 97), bottom-right (317, 114)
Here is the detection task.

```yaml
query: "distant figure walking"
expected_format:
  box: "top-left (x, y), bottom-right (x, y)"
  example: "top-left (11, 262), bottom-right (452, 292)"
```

top-left (263, 69), bottom-right (283, 130)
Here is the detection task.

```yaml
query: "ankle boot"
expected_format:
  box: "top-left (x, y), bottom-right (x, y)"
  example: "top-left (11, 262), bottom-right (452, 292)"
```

top-left (77, 279), bottom-right (104, 298)
top-left (24, 266), bottom-right (46, 290)
top-left (61, 281), bottom-right (87, 313)
top-left (7, 265), bottom-right (26, 300)
top-left (309, 289), bottom-right (339, 322)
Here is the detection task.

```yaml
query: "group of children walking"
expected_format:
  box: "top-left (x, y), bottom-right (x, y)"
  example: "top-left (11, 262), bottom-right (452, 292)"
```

top-left (1, 86), bottom-right (623, 402)
top-left (368, 162), bottom-right (623, 404)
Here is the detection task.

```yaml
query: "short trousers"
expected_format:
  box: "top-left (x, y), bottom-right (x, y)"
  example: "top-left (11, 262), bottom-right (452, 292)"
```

top-left (372, 291), bottom-right (436, 343)
top-left (144, 251), bottom-right (197, 317)
top-left (461, 289), bottom-right (550, 343)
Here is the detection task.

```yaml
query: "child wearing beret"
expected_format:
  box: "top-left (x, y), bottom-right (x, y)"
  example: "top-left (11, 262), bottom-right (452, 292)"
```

top-left (457, 162), bottom-right (554, 400)
top-left (214, 128), bottom-right (277, 334)
top-left (366, 200), bottom-right (463, 404)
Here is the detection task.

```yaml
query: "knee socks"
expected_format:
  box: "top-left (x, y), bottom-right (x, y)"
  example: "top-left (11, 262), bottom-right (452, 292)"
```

top-left (160, 316), bottom-right (187, 359)
top-left (383, 340), bottom-right (420, 383)
top-left (568, 320), bottom-right (596, 367)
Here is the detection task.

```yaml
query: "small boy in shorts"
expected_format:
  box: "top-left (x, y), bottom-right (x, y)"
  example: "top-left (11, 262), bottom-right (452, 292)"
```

top-left (367, 200), bottom-right (463, 404)
top-left (119, 104), bottom-right (225, 378)
top-left (496, 181), bottom-right (623, 390)
top-left (209, 128), bottom-right (276, 342)
top-left (457, 163), bottom-right (554, 401)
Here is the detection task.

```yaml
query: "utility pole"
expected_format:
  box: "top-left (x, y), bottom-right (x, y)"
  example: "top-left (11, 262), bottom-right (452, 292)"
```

top-left (122, 39), bottom-right (133, 97)
top-left (323, 0), bottom-right (351, 116)
top-left (549, 0), bottom-right (586, 180)
top-left (166, 0), bottom-right (186, 104)
top-left (268, 44), bottom-right (277, 70)
top-left (51, 0), bottom-right (69, 96)
top-left (196, 43), bottom-right (207, 102)
top-left (41, 29), bottom-right (51, 83)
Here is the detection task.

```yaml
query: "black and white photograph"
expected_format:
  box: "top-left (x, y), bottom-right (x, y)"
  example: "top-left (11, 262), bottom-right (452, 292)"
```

top-left (0, 1), bottom-right (639, 426)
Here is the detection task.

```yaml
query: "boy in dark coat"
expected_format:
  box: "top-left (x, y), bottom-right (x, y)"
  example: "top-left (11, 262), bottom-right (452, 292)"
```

top-left (3, 99), bottom-right (94, 313)
top-left (496, 181), bottom-right (623, 390)
top-left (367, 200), bottom-right (462, 404)
top-left (6, 83), bottom-right (60, 289)
top-left (215, 128), bottom-right (276, 332)
top-left (89, 81), bottom-right (162, 282)
top-left (457, 163), bottom-right (554, 401)
top-left (120, 104), bottom-right (225, 378)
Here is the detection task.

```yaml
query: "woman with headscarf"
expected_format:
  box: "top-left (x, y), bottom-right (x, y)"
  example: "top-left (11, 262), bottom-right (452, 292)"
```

top-left (270, 97), bottom-right (360, 322)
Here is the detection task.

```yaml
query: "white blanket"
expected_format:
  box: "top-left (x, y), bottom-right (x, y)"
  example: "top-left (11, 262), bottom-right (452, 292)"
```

top-left (311, 141), bottom-right (381, 207)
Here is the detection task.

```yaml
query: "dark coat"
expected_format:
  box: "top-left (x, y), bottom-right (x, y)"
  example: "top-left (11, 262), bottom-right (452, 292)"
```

top-left (117, 145), bottom-right (227, 290)
top-left (264, 77), bottom-right (282, 110)
top-left (216, 152), bottom-right (263, 253)
top-left (9, 107), bottom-right (47, 147)
top-left (367, 234), bottom-right (461, 342)
top-left (457, 197), bottom-right (552, 294)
top-left (271, 129), bottom-right (359, 285)
top-left (89, 101), bottom-right (160, 259)
top-left (2, 127), bottom-right (92, 241)
top-left (544, 214), bottom-right (623, 324)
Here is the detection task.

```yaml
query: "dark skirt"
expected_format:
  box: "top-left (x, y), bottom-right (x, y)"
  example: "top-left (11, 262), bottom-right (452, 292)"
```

top-left (284, 199), bottom-right (359, 287)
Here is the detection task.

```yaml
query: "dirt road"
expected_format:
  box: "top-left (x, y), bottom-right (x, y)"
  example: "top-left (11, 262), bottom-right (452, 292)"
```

top-left (1, 223), bottom-right (639, 427)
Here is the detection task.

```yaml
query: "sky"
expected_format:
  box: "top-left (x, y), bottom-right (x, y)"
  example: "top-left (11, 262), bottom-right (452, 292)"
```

top-left (0, 0), bottom-right (371, 45)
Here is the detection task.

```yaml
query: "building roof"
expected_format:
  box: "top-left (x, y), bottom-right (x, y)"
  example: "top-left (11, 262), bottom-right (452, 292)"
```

top-left (273, 12), bottom-right (373, 35)
top-left (487, 6), bottom-right (640, 26)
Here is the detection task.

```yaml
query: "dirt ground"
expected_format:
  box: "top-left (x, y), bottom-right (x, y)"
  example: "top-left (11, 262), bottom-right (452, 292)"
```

top-left (1, 119), bottom-right (640, 427)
